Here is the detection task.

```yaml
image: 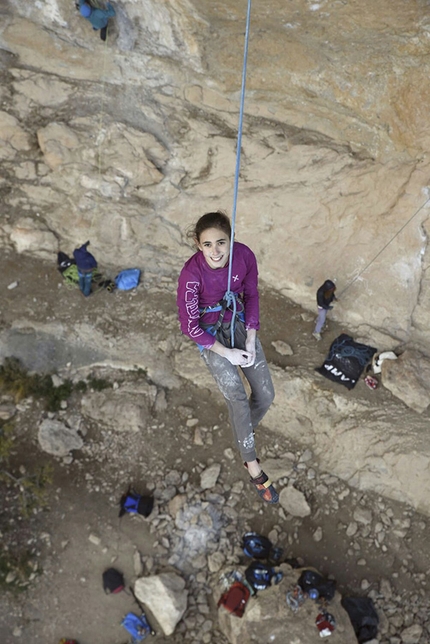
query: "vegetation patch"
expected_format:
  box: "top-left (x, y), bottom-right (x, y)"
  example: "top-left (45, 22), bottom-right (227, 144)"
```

top-left (0, 549), bottom-right (39, 593)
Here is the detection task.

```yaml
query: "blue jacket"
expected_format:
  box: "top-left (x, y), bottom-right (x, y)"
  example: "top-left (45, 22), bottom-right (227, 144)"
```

top-left (79, 1), bottom-right (116, 30)
top-left (73, 243), bottom-right (97, 271)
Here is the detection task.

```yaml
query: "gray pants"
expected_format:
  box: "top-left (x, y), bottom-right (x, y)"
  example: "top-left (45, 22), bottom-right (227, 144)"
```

top-left (201, 319), bottom-right (274, 462)
top-left (314, 307), bottom-right (328, 334)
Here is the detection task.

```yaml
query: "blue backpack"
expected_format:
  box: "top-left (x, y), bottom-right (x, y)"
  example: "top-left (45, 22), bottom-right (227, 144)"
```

top-left (121, 612), bottom-right (152, 642)
top-left (119, 488), bottom-right (154, 518)
top-left (115, 268), bottom-right (141, 290)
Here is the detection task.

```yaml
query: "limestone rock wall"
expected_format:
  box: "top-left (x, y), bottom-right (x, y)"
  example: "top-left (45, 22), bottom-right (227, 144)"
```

top-left (1, 0), bottom-right (430, 347)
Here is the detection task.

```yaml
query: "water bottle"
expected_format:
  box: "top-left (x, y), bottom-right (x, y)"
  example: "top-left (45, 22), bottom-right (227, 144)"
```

top-left (308, 588), bottom-right (319, 600)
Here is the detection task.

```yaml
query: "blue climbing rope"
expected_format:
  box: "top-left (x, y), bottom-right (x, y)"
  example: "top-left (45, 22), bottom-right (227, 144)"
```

top-left (224, 0), bottom-right (252, 347)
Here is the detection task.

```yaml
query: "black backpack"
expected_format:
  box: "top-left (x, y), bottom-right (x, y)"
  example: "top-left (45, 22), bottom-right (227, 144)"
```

top-left (57, 251), bottom-right (75, 272)
top-left (245, 561), bottom-right (283, 592)
top-left (102, 567), bottom-right (125, 594)
top-left (297, 569), bottom-right (336, 601)
top-left (242, 532), bottom-right (283, 562)
top-left (341, 597), bottom-right (379, 643)
top-left (119, 488), bottom-right (154, 518)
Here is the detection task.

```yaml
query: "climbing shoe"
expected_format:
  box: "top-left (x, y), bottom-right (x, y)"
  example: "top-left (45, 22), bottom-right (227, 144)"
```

top-left (312, 332), bottom-right (321, 341)
top-left (249, 471), bottom-right (279, 504)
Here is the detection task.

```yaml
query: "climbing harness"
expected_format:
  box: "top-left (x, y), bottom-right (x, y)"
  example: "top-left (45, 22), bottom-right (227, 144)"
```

top-left (338, 194), bottom-right (430, 298)
top-left (197, 298), bottom-right (246, 352)
top-left (223, 0), bottom-right (252, 347)
top-left (199, 296), bottom-right (245, 331)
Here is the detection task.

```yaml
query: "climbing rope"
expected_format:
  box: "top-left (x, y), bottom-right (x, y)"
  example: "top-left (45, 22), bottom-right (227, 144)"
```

top-left (224, 0), bottom-right (252, 346)
top-left (85, 22), bottom-right (110, 241)
top-left (338, 193), bottom-right (430, 297)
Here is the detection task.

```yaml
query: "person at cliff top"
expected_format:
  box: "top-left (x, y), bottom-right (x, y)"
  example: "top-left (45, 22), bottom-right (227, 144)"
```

top-left (73, 241), bottom-right (97, 297)
top-left (78, 1), bottom-right (116, 41)
top-left (312, 279), bottom-right (337, 341)
top-left (176, 211), bottom-right (279, 504)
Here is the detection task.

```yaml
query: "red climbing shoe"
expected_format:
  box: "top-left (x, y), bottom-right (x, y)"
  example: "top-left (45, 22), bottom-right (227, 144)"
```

top-left (249, 471), bottom-right (279, 504)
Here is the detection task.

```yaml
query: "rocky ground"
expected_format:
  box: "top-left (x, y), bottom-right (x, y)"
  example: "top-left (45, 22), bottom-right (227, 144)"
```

top-left (1, 249), bottom-right (430, 644)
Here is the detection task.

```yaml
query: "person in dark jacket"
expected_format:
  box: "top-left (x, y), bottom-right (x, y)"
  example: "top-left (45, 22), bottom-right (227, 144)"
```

top-left (312, 279), bottom-right (337, 341)
top-left (78, 1), bottom-right (116, 41)
top-left (73, 241), bottom-right (97, 297)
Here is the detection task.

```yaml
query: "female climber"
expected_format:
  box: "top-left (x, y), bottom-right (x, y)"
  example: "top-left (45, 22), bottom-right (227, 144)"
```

top-left (176, 211), bottom-right (278, 504)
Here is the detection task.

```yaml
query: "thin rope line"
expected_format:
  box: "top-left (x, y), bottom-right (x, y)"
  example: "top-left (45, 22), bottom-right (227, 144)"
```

top-left (339, 195), bottom-right (430, 296)
top-left (86, 25), bottom-right (109, 237)
top-left (224, 0), bottom-right (252, 346)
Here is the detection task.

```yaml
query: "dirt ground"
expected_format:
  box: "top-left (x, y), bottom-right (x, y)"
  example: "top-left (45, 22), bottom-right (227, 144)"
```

top-left (1, 249), bottom-right (430, 644)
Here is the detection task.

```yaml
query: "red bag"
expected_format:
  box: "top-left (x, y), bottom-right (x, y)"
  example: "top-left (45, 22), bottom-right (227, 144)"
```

top-left (218, 581), bottom-right (250, 618)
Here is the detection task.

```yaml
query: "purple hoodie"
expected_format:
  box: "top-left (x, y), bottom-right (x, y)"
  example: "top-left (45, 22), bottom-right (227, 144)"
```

top-left (177, 241), bottom-right (260, 349)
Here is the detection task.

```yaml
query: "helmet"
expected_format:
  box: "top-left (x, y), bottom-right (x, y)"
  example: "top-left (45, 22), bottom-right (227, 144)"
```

top-left (79, 3), bottom-right (92, 17)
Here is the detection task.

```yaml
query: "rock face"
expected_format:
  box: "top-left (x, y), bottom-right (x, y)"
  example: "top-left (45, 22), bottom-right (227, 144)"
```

top-left (134, 572), bottom-right (188, 636)
top-left (381, 349), bottom-right (430, 413)
top-left (0, 0), bottom-right (430, 349)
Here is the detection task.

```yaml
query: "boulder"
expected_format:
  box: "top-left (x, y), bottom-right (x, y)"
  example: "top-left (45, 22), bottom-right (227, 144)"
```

top-left (81, 386), bottom-right (156, 432)
top-left (38, 419), bottom-right (83, 457)
top-left (279, 485), bottom-right (311, 518)
top-left (216, 564), bottom-right (357, 644)
top-left (134, 572), bottom-right (188, 636)
top-left (381, 349), bottom-right (430, 413)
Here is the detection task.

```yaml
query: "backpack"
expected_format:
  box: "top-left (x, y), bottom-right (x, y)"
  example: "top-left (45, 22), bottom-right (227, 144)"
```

top-left (102, 567), bottom-right (125, 594)
top-left (61, 264), bottom-right (80, 287)
top-left (245, 561), bottom-right (283, 592)
top-left (341, 597), bottom-right (379, 643)
top-left (119, 488), bottom-right (154, 518)
top-left (121, 612), bottom-right (152, 642)
top-left (217, 581), bottom-right (250, 618)
top-left (297, 569), bottom-right (336, 601)
top-left (57, 251), bottom-right (74, 271)
top-left (115, 268), bottom-right (141, 290)
top-left (242, 532), bottom-right (283, 562)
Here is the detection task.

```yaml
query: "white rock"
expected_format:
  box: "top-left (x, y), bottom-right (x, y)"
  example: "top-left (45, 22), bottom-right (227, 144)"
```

top-left (271, 340), bottom-right (293, 356)
top-left (346, 522), bottom-right (358, 537)
top-left (88, 534), bottom-right (101, 546)
top-left (38, 419), bottom-right (83, 457)
top-left (279, 485), bottom-right (311, 517)
top-left (313, 526), bottom-right (323, 542)
top-left (353, 507), bottom-right (373, 525)
top-left (134, 572), bottom-right (188, 636)
top-left (207, 551), bottom-right (226, 573)
top-left (401, 624), bottom-right (423, 643)
top-left (200, 464), bottom-right (221, 490)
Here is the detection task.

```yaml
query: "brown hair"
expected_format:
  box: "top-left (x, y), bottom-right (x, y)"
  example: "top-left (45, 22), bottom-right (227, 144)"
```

top-left (189, 210), bottom-right (232, 243)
